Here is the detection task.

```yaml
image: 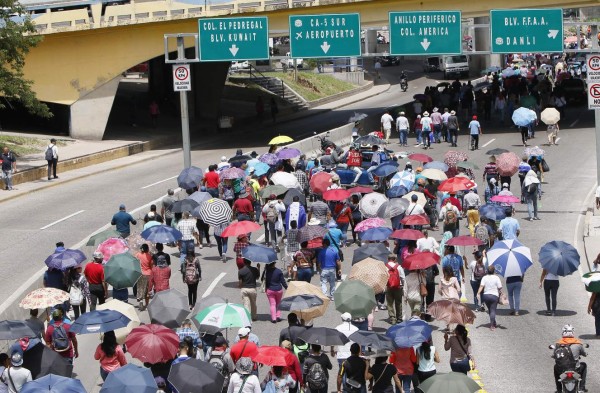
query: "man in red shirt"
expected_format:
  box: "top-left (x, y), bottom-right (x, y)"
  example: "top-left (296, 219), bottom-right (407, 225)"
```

top-left (203, 165), bottom-right (220, 198)
top-left (84, 252), bottom-right (108, 310)
top-left (229, 327), bottom-right (258, 364)
top-left (346, 145), bottom-right (363, 186)
top-left (44, 309), bottom-right (78, 364)
top-left (441, 192), bottom-right (462, 211)
top-left (232, 190), bottom-right (254, 221)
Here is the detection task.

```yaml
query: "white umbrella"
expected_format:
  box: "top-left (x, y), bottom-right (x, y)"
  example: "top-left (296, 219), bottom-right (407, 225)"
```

top-left (359, 193), bottom-right (388, 218)
top-left (540, 107), bottom-right (560, 125)
top-left (420, 168), bottom-right (447, 181)
top-left (270, 172), bottom-right (300, 189)
top-left (97, 299), bottom-right (141, 344)
top-left (402, 191), bottom-right (427, 207)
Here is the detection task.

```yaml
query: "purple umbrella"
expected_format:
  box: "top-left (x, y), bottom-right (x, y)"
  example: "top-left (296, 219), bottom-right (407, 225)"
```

top-left (44, 249), bottom-right (87, 270)
top-left (259, 153), bottom-right (280, 166)
top-left (276, 148), bottom-right (302, 159)
top-left (220, 167), bottom-right (247, 180)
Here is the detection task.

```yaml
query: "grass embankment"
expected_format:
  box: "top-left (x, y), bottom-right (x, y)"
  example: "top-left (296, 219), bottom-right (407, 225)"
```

top-left (0, 135), bottom-right (68, 156)
top-left (270, 71), bottom-right (357, 101)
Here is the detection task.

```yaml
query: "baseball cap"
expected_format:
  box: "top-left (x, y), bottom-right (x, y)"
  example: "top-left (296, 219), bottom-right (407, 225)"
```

top-left (119, 204), bottom-right (126, 210)
top-left (341, 312), bottom-right (352, 322)
top-left (93, 251), bottom-right (104, 260)
top-left (502, 183), bottom-right (509, 188)
top-left (238, 327), bottom-right (251, 337)
top-left (11, 352), bottom-right (23, 367)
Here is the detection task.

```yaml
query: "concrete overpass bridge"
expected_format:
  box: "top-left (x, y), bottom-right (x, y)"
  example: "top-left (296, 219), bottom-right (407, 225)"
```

top-left (20, 0), bottom-right (598, 139)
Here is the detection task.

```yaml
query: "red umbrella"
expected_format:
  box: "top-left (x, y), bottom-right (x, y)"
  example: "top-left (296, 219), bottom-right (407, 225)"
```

top-left (402, 251), bottom-right (440, 270)
top-left (438, 177), bottom-right (475, 193)
top-left (390, 229), bottom-right (424, 240)
top-left (400, 214), bottom-right (429, 226)
top-left (125, 324), bottom-right (179, 364)
top-left (221, 221), bottom-right (262, 238)
top-left (254, 346), bottom-right (295, 366)
top-left (446, 235), bottom-right (483, 246)
top-left (309, 172), bottom-right (333, 194)
top-left (323, 189), bottom-right (351, 201)
top-left (408, 153), bottom-right (433, 163)
top-left (347, 186), bottom-right (374, 194)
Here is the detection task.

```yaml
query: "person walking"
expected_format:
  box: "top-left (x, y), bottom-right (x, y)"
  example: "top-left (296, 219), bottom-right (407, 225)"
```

top-left (477, 265), bottom-right (503, 330)
top-left (177, 212), bottom-right (199, 263)
top-left (420, 112), bottom-right (433, 149)
top-left (506, 272), bottom-right (524, 316)
top-left (151, 249), bottom-right (171, 294)
top-left (380, 110), bottom-right (394, 143)
top-left (261, 366), bottom-right (295, 393)
top-left (396, 112), bottom-right (410, 146)
top-left (1, 147), bottom-right (16, 191)
top-left (366, 353), bottom-right (402, 393)
top-left (317, 238), bottom-right (341, 300)
top-left (390, 343), bottom-right (416, 393)
top-left (45, 138), bottom-right (58, 180)
top-left (337, 343), bottom-right (368, 393)
top-left (588, 292), bottom-right (600, 337)
top-left (431, 107), bottom-right (443, 143)
top-left (44, 309), bottom-right (78, 365)
top-left (135, 244), bottom-right (153, 311)
top-left (447, 110), bottom-right (460, 147)
top-left (463, 189), bottom-right (481, 236)
top-left (111, 204), bottom-right (137, 238)
top-left (84, 252), bottom-right (107, 311)
top-left (413, 115), bottom-right (423, 146)
top-left (385, 254), bottom-right (405, 324)
top-left (468, 251), bottom-right (487, 312)
top-left (540, 268), bottom-right (559, 316)
top-left (214, 222), bottom-right (229, 263)
top-left (522, 170), bottom-right (541, 221)
top-left (546, 122), bottom-right (559, 146)
top-left (438, 266), bottom-right (460, 301)
top-left (2, 352), bottom-right (32, 393)
top-left (227, 357), bottom-right (261, 393)
top-left (66, 265), bottom-right (90, 319)
top-left (404, 270), bottom-right (426, 317)
top-left (238, 260), bottom-right (259, 321)
top-left (94, 331), bottom-right (127, 381)
top-left (468, 116), bottom-right (482, 150)
top-left (415, 340), bottom-right (440, 383)
top-left (149, 100), bottom-right (160, 127)
top-left (443, 325), bottom-right (473, 374)
top-left (263, 261), bottom-right (287, 323)
top-left (262, 195), bottom-right (286, 251)
top-left (161, 189), bottom-right (177, 227)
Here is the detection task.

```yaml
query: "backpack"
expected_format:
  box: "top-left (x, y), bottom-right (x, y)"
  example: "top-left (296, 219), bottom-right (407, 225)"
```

top-left (474, 224), bottom-right (490, 246)
top-left (306, 361), bottom-right (328, 390)
top-left (44, 146), bottom-right (54, 161)
top-left (527, 182), bottom-right (538, 194)
top-left (51, 323), bottom-right (70, 352)
top-left (184, 259), bottom-right (200, 285)
top-left (209, 351), bottom-right (230, 393)
top-left (155, 253), bottom-right (168, 267)
top-left (386, 262), bottom-right (402, 289)
top-left (69, 281), bottom-right (83, 306)
top-left (473, 263), bottom-right (486, 280)
top-left (554, 345), bottom-right (577, 371)
top-left (444, 209), bottom-right (458, 225)
top-left (266, 204), bottom-right (278, 223)
top-left (223, 187), bottom-right (234, 201)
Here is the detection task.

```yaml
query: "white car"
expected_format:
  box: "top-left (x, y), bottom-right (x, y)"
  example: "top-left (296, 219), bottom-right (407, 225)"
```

top-left (230, 61), bottom-right (249, 70)
top-left (282, 52), bottom-right (303, 69)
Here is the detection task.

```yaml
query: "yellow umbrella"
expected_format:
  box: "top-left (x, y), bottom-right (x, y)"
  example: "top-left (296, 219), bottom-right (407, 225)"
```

top-left (348, 257), bottom-right (389, 294)
top-left (284, 281), bottom-right (330, 322)
top-left (97, 299), bottom-right (141, 344)
top-left (268, 135), bottom-right (294, 145)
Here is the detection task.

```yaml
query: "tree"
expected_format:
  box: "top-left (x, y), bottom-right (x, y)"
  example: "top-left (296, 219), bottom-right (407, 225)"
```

top-left (0, 0), bottom-right (51, 117)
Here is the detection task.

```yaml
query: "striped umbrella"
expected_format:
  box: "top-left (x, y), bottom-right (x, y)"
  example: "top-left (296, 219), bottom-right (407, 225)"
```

top-left (390, 170), bottom-right (415, 190)
top-left (487, 239), bottom-right (533, 277)
top-left (359, 192), bottom-right (388, 218)
top-left (193, 302), bottom-right (251, 329)
top-left (198, 198), bottom-right (232, 226)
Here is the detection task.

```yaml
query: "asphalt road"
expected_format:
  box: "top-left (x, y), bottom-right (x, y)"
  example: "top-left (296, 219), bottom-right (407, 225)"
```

top-left (1, 63), bottom-right (598, 392)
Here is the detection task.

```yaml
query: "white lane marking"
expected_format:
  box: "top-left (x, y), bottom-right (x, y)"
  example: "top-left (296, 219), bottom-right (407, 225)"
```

top-left (202, 272), bottom-right (227, 298)
top-left (570, 119), bottom-right (579, 128)
top-left (555, 137), bottom-right (561, 144)
top-left (481, 138), bottom-right (496, 148)
top-left (140, 175), bottom-right (178, 189)
top-left (40, 210), bottom-right (85, 230)
top-left (256, 234), bottom-right (265, 243)
top-left (335, 274), bottom-right (347, 289)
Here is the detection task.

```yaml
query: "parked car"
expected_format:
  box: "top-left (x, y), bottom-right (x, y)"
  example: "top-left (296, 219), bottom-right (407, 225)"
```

top-left (559, 78), bottom-right (586, 104)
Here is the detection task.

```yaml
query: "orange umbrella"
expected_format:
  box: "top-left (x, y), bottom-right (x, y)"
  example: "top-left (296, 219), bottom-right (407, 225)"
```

top-left (221, 221), bottom-right (261, 237)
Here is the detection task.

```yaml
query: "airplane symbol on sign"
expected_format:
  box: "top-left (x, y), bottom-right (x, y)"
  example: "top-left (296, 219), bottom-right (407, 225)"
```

top-left (296, 32), bottom-right (302, 39)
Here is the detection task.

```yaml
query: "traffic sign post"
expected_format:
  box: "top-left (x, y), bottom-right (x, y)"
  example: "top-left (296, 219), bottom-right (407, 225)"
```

top-left (388, 11), bottom-right (462, 55)
top-left (173, 64), bottom-right (191, 92)
top-left (587, 54), bottom-right (600, 82)
top-left (589, 83), bottom-right (600, 110)
top-left (198, 16), bottom-right (269, 61)
top-left (289, 13), bottom-right (361, 58)
top-left (490, 9), bottom-right (563, 53)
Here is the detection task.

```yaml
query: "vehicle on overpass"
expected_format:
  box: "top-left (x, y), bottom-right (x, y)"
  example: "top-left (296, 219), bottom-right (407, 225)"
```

top-left (423, 55), bottom-right (470, 79)
top-left (282, 52), bottom-right (303, 69)
top-left (230, 61), bottom-right (250, 71)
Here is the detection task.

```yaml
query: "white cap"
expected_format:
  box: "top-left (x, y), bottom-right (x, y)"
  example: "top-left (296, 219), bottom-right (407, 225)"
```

top-left (221, 156), bottom-right (227, 162)
top-left (238, 327), bottom-right (251, 337)
top-left (341, 312), bottom-right (352, 321)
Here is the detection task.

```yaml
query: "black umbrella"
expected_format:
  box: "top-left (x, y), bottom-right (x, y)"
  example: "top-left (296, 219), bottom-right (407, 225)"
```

top-left (168, 358), bottom-right (224, 393)
top-left (485, 148), bottom-right (509, 156)
top-left (279, 294), bottom-right (324, 311)
top-left (147, 289), bottom-right (189, 329)
top-left (296, 225), bottom-right (328, 244)
top-left (299, 327), bottom-right (349, 346)
top-left (229, 154), bottom-right (252, 164)
top-left (22, 343), bottom-right (73, 379)
top-left (349, 330), bottom-right (395, 351)
top-left (0, 320), bottom-right (36, 340)
top-left (177, 166), bottom-right (203, 190)
top-left (283, 188), bottom-right (307, 206)
top-left (352, 243), bottom-right (389, 264)
top-left (171, 199), bottom-right (200, 214)
top-left (187, 191), bottom-right (212, 205)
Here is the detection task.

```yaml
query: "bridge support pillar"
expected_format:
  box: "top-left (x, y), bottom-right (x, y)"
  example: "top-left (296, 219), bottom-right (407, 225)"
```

top-left (364, 30), bottom-right (377, 54)
top-left (69, 76), bottom-right (120, 140)
top-left (190, 62), bottom-right (230, 131)
top-left (472, 17), bottom-right (502, 72)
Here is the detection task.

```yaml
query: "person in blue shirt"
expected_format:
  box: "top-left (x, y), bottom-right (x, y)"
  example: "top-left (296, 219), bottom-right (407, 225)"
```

top-left (317, 238), bottom-right (341, 299)
top-left (325, 221), bottom-right (343, 247)
top-left (468, 115), bottom-right (482, 151)
top-left (498, 209), bottom-right (520, 240)
top-left (111, 204), bottom-right (137, 238)
top-left (441, 245), bottom-right (465, 285)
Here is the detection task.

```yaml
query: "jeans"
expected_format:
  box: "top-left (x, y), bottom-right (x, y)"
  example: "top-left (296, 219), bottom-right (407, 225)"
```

top-left (180, 239), bottom-right (195, 264)
top-left (544, 280), bottom-right (559, 312)
top-left (241, 288), bottom-right (257, 319)
top-left (266, 288), bottom-right (284, 321)
top-left (338, 223), bottom-right (349, 244)
top-left (527, 196), bottom-right (539, 219)
top-left (450, 358), bottom-right (470, 374)
top-left (520, 127), bottom-right (528, 145)
top-left (297, 267), bottom-right (313, 283)
top-left (594, 311), bottom-right (600, 335)
top-left (265, 221), bottom-right (278, 248)
top-left (100, 367), bottom-right (109, 381)
top-left (398, 374), bottom-right (412, 393)
top-left (2, 169), bottom-right (13, 189)
top-left (47, 158), bottom-right (58, 179)
top-left (89, 284), bottom-right (105, 311)
top-left (415, 130), bottom-right (422, 144)
top-left (320, 268), bottom-right (336, 298)
top-left (187, 282), bottom-right (199, 307)
top-left (399, 129), bottom-right (408, 145)
top-left (482, 294), bottom-right (499, 327)
top-left (470, 280), bottom-right (482, 308)
top-left (433, 124), bottom-right (442, 142)
top-left (423, 130), bottom-right (431, 147)
top-left (506, 281), bottom-right (522, 311)
top-left (449, 129), bottom-right (458, 146)
top-left (214, 235), bottom-right (228, 256)
top-left (206, 188), bottom-right (219, 198)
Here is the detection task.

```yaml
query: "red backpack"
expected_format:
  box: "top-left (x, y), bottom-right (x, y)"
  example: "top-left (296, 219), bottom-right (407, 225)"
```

top-left (386, 262), bottom-right (402, 289)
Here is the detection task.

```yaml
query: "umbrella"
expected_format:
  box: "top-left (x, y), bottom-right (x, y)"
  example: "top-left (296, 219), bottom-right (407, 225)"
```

top-left (390, 229), bottom-right (424, 240)
top-left (417, 372), bottom-right (482, 393)
top-left (249, 162), bottom-right (270, 177)
top-left (126, 233), bottom-right (157, 254)
top-left (198, 198), bottom-right (232, 226)
top-left (0, 320), bottom-right (36, 339)
top-left (100, 364), bottom-right (157, 393)
top-left (228, 154), bottom-right (252, 164)
top-left (147, 289), bottom-right (189, 329)
top-left (496, 152), bottom-right (520, 176)
top-left (221, 167), bottom-right (248, 180)
top-left (377, 198), bottom-right (409, 219)
top-left (421, 168), bottom-right (447, 181)
top-left (283, 188), bottom-right (306, 206)
top-left (408, 153), bottom-right (433, 163)
top-left (269, 135), bottom-right (294, 145)
top-left (353, 243), bottom-right (389, 264)
top-left (538, 241), bottom-right (580, 277)
top-left (386, 185), bottom-right (409, 199)
top-left (44, 249), bottom-right (86, 271)
top-left (221, 221), bottom-right (261, 238)
top-left (348, 257), bottom-right (390, 294)
top-left (349, 331), bottom-right (394, 351)
top-left (541, 107), bottom-right (560, 125)
top-left (70, 309), bottom-right (130, 334)
top-left (355, 135), bottom-right (384, 146)
top-left (169, 358), bottom-right (225, 393)
top-left (359, 193), bottom-right (389, 218)
top-left (279, 294), bottom-right (324, 311)
top-left (390, 171), bottom-right (415, 190)
top-left (347, 186), bottom-right (374, 194)
top-left (86, 229), bottom-right (121, 247)
top-left (260, 184), bottom-right (289, 198)
top-left (271, 172), bottom-right (301, 189)
top-left (277, 147), bottom-right (302, 159)
top-left (372, 162), bottom-right (400, 177)
top-left (22, 343), bottom-right (72, 379)
top-left (188, 191), bottom-right (212, 205)
top-left (479, 204), bottom-right (507, 221)
top-left (443, 151), bottom-right (469, 168)
top-left (194, 301), bottom-right (251, 329)
top-left (360, 227), bottom-right (393, 242)
top-left (19, 288), bottom-right (69, 310)
top-left (486, 148), bottom-right (509, 156)
top-left (125, 324), bottom-right (179, 364)
top-left (171, 199), bottom-right (199, 214)
top-left (96, 237), bottom-right (129, 262)
top-left (512, 107), bottom-right (537, 127)
top-left (488, 239), bottom-right (533, 277)
top-left (141, 224), bottom-right (182, 243)
top-left (348, 112), bottom-right (368, 123)
top-left (104, 253), bottom-right (142, 289)
top-left (355, 217), bottom-right (387, 232)
top-left (386, 319), bottom-right (432, 348)
top-left (438, 177), bottom-right (475, 193)
top-left (21, 374), bottom-right (85, 393)
top-left (446, 235), bottom-right (483, 246)
top-left (177, 166), bottom-right (204, 189)
top-left (242, 244), bottom-right (278, 263)
top-left (334, 280), bottom-right (377, 317)
top-left (97, 299), bottom-right (140, 344)
top-left (423, 161), bottom-right (449, 172)
top-left (402, 191), bottom-right (427, 207)
top-left (299, 327), bottom-right (350, 346)
top-left (402, 251), bottom-right (440, 270)
top-left (456, 161), bottom-right (479, 170)
top-left (191, 294), bottom-right (226, 315)
top-left (400, 214), bottom-right (429, 226)
top-left (524, 146), bottom-right (545, 157)
top-left (296, 225), bottom-right (328, 244)
top-left (582, 272), bottom-right (600, 293)
top-left (255, 346), bottom-right (295, 366)
top-left (284, 281), bottom-right (330, 320)
top-left (520, 95), bottom-right (536, 108)
top-left (323, 189), bottom-right (351, 201)
top-left (490, 195), bottom-right (520, 204)
top-left (427, 299), bottom-right (476, 325)
top-left (259, 153), bottom-right (280, 166)
top-left (309, 172), bottom-right (333, 194)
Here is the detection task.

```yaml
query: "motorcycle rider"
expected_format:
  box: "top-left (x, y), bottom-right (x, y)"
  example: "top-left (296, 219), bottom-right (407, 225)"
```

top-left (346, 145), bottom-right (363, 186)
top-left (400, 70), bottom-right (408, 91)
top-left (552, 324), bottom-right (587, 393)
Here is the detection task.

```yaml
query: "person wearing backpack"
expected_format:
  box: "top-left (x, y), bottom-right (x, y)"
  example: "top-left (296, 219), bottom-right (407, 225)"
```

top-left (209, 336), bottom-right (235, 393)
top-left (385, 254), bottom-right (405, 325)
top-left (66, 265), bottom-right (90, 319)
top-left (438, 201), bottom-right (460, 237)
top-left (522, 170), bottom-right (541, 221)
top-left (552, 324), bottom-right (588, 393)
top-left (181, 247), bottom-right (201, 310)
top-left (262, 195), bottom-right (286, 252)
top-left (44, 309), bottom-right (78, 364)
top-left (261, 366), bottom-right (295, 393)
top-left (226, 357), bottom-right (261, 393)
top-left (468, 251), bottom-right (487, 312)
top-left (303, 344), bottom-right (332, 393)
top-left (45, 138), bottom-right (58, 181)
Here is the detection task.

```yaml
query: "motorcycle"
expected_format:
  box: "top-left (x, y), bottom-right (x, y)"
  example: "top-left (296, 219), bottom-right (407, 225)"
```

top-left (400, 71), bottom-right (408, 92)
top-left (314, 132), bottom-right (343, 157)
top-left (549, 344), bottom-right (589, 393)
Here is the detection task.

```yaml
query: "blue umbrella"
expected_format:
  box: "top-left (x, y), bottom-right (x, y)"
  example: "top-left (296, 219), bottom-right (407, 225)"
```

top-left (423, 161), bottom-right (449, 172)
top-left (372, 162), bottom-right (399, 177)
top-left (141, 224), bottom-right (182, 243)
top-left (487, 239), bottom-right (533, 277)
top-left (386, 186), bottom-right (409, 199)
top-left (512, 107), bottom-right (537, 127)
top-left (479, 204), bottom-right (506, 221)
top-left (100, 364), bottom-right (157, 393)
top-left (538, 241), bottom-right (580, 277)
top-left (386, 319), bottom-right (433, 348)
top-left (248, 162), bottom-right (270, 177)
top-left (44, 249), bottom-right (86, 271)
top-left (188, 191), bottom-right (212, 205)
top-left (177, 166), bottom-right (204, 189)
top-left (390, 170), bottom-right (415, 190)
top-left (242, 244), bottom-right (278, 263)
top-left (70, 310), bottom-right (130, 334)
top-left (21, 374), bottom-right (86, 393)
top-left (360, 227), bottom-right (393, 241)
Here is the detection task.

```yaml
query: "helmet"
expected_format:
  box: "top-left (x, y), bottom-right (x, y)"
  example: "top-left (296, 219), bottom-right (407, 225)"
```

top-left (562, 324), bottom-right (575, 338)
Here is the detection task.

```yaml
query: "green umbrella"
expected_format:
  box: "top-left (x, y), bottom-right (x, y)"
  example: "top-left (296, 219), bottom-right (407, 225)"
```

top-left (193, 302), bottom-right (251, 329)
top-left (519, 95), bottom-right (536, 109)
top-left (417, 372), bottom-right (481, 393)
top-left (333, 280), bottom-right (376, 318)
top-left (86, 229), bottom-right (122, 247)
top-left (104, 253), bottom-right (142, 289)
top-left (582, 271), bottom-right (600, 293)
top-left (456, 161), bottom-right (479, 170)
top-left (259, 185), bottom-right (288, 198)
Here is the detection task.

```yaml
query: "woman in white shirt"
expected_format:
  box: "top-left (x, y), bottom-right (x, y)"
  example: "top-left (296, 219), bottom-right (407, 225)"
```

top-left (227, 357), bottom-right (261, 393)
top-left (416, 230), bottom-right (440, 254)
top-left (540, 268), bottom-right (559, 316)
top-left (416, 340), bottom-right (440, 383)
top-left (477, 265), bottom-right (503, 331)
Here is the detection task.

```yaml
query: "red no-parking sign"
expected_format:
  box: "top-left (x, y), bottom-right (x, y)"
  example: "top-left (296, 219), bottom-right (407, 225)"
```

top-left (172, 64), bottom-right (191, 91)
top-left (588, 83), bottom-right (600, 109)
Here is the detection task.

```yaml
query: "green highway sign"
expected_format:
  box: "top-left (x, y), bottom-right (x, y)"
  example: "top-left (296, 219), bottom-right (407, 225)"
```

top-left (389, 11), bottom-right (462, 55)
top-left (289, 13), bottom-right (361, 58)
top-left (198, 16), bottom-right (269, 61)
top-left (490, 9), bottom-right (563, 53)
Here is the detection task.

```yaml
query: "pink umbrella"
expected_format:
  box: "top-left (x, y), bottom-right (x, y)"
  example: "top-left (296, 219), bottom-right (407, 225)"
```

top-left (220, 167), bottom-right (247, 180)
top-left (496, 152), bottom-right (520, 176)
top-left (491, 195), bottom-right (520, 204)
top-left (355, 218), bottom-right (386, 232)
top-left (96, 237), bottom-right (129, 262)
top-left (443, 151), bottom-right (469, 168)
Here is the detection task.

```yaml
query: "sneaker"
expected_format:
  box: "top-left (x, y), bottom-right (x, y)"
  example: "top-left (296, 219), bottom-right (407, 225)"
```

top-left (545, 310), bottom-right (552, 316)
top-left (198, 244), bottom-right (203, 249)
top-left (222, 255), bottom-right (227, 263)
top-left (479, 306), bottom-right (485, 312)
top-left (533, 217), bottom-right (541, 220)
top-left (514, 311), bottom-right (520, 316)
